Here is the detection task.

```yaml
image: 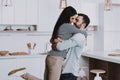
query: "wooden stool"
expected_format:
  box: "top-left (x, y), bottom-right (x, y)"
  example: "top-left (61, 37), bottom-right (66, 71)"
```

top-left (90, 69), bottom-right (106, 80)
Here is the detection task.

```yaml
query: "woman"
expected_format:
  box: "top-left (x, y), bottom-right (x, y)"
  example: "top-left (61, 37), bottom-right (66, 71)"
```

top-left (44, 6), bottom-right (87, 80)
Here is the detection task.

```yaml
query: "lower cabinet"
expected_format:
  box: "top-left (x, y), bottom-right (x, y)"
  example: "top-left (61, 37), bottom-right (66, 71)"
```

top-left (89, 58), bottom-right (120, 80)
top-left (0, 55), bottom-right (46, 80)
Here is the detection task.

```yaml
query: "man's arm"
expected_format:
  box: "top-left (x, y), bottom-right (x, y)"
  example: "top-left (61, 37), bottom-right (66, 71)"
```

top-left (56, 33), bottom-right (85, 51)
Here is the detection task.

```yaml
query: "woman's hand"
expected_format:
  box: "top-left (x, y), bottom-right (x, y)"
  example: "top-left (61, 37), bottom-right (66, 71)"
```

top-left (53, 37), bottom-right (62, 44)
top-left (52, 37), bottom-right (62, 51)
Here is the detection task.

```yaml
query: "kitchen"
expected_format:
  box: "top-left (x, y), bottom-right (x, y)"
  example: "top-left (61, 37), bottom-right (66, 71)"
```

top-left (0, 0), bottom-right (120, 80)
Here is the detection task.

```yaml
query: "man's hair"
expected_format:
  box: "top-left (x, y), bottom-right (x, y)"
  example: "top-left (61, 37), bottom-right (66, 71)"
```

top-left (78, 13), bottom-right (90, 28)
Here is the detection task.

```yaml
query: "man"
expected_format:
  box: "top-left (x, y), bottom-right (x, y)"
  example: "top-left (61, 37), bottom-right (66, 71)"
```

top-left (54, 13), bottom-right (90, 80)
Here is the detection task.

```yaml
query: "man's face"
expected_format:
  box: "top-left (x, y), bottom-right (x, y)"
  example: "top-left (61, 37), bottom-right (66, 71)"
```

top-left (75, 16), bottom-right (85, 29)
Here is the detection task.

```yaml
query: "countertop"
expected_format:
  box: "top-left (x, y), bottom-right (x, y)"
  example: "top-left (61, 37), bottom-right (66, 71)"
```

top-left (0, 53), bottom-right (47, 59)
top-left (82, 51), bottom-right (120, 64)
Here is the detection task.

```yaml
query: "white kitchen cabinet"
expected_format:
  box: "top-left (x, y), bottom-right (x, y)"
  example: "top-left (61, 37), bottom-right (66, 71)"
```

top-left (14, 0), bottom-right (27, 24)
top-left (38, 0), bottom-right (61, 32)
top-left (0, 0), bottom-right (2, 24)
top-left (14, 0), bottom-right (38, 25)
top-left (16, 57), bottom-right (46, 79)
top-left (0, 55), bottom-right (46, 80)
top-left (26, 0), bottom-right (38, 25)
top-left (0, 4), bottom-right (14, 24)
top-left (0, 0), bottom-right (38, 25)
top-left (0, 59), bottom-right (17, 80)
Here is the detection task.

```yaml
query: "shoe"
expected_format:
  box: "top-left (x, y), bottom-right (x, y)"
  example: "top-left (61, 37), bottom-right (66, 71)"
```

top-left (8, 67), bottom-right (26, 76)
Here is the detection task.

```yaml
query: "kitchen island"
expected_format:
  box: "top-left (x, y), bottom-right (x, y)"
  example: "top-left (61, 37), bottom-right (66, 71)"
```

top-left (82, 51), bottom-right (120, 80)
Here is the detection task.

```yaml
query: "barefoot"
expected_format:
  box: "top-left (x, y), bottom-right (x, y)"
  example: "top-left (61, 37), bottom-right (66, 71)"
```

top-left (20, 73), bottom-right (28, 79)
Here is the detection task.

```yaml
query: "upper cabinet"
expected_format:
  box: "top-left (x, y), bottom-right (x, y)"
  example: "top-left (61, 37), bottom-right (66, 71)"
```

top-left (0, 0), bottom-right (2, 24)
top-left (0, 0), bottom-right (38, 25)
top-left (14, 0), bottom-right (26, 24)
top-left (26, 0), bottom-right (38, 25)
top-left (0, 0), bottom-right (14, 24)
top-left (104, 0), bottom-right (120, 31)
top-left (38, 0), bottom-right (61, 32)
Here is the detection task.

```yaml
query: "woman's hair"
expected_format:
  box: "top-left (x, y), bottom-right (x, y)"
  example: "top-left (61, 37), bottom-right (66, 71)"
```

top-left (50, 6), bottom-right (77, 43)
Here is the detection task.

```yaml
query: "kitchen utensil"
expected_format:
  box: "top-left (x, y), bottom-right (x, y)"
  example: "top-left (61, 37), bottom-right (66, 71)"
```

top-left (33, 43), bottom-right (36, 49)
top-left (27, 42), bottom-right (31, 49)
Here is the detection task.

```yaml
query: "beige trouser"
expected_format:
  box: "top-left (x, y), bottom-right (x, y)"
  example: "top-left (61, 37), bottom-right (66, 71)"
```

top-left (44, 55), bottom-right (64, 80)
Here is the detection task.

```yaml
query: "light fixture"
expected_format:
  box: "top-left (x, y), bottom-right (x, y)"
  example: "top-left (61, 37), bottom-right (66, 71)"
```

top-left (104, 0), bottom-right (112, 11)
top-left (2, 0), bottom-right (12, 7)
top-left (59, 0), bottom-right (67, 9)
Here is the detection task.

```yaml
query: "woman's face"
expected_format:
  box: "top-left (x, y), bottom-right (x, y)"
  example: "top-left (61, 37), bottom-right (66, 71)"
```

top-left (70, 14), bottom-right (78, 25)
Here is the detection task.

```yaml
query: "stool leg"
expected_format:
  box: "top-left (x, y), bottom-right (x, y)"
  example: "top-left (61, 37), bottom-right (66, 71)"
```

top-left (94, 73), bottom-right (102, 80)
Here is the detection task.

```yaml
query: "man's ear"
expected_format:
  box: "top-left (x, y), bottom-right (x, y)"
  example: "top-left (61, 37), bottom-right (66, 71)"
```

top-left (81, 23), bottom-right (86, 29)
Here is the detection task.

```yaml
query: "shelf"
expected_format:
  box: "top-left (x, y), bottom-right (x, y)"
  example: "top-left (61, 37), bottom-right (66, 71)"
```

top-left (0, 24), bottom-right (37, 32)
top-left (0, 31), bottom-right (52, 36)
top-left (112, 3), bottom-right (120, 6)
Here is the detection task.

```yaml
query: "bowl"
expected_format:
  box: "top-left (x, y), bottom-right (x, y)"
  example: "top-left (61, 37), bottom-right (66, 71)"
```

top-left (0, 51), bottom-right (9, 56)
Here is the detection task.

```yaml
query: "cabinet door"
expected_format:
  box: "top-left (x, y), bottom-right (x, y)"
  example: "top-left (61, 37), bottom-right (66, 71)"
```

top-left (1, 5), bottom-right (14, 24)
top-left (0, 59), bottom-right (17, 80)
top-left (0, 0), bottom-right (2, 24)
top-left (16, 56), bottom-right (46, 79)
top-left (26, 0), bottom-right (38, 25)
top-left (38, 0), bottom-right (61, 32)
top-left (14, 0), bottom-right (27, 24)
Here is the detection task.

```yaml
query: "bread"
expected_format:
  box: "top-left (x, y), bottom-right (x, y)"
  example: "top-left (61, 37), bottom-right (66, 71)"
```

top-left (0, 50), bottom-right (9, 56)
top-left (9, 52), bottom-right (28, 56)
top-left (8, 67), bottom-right (26, 76)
